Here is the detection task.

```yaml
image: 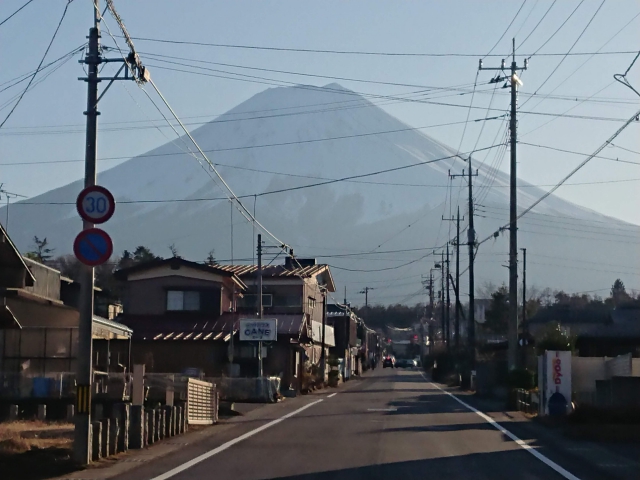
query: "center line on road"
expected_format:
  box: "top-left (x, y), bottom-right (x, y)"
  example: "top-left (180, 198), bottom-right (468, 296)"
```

top-left (423, 373), bottom-right (581, 480)
top-left (149, 399), bottom-right (324, 480)
top-left (327, 393), bottom-right (337, 398)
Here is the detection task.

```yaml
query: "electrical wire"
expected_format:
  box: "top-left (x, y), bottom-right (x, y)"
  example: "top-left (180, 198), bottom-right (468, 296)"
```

top-left (528, 0), bottom-right (584, 57)
top-left (0, 0), bottom-right (74, 129)
top-left (520, 0), bottom-right (606, 111)
top-left (1, 117), bottom-right (506, 166)
top-left (0, 44), bottom-right (85, 94)
top-left (518, 0), bottom-right (556, 50)
top-left (125, 35), bottom-right (636, 57)
top-left (519, 11), bottom-right (640, 119)
top-left (518, 141), bottom-right (640, 166)
top-left (0, 0), bottom-right (36, 27)
top-left (477, 107), bottom-right (640, 247)
top-left (484, 0), bottom-right (528, 58)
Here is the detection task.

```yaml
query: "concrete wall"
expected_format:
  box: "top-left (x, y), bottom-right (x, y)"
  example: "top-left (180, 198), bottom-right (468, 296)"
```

top-left (572, 357), bottom-right (607, 393)
top-left (571, 354), bottom-right (639, 404)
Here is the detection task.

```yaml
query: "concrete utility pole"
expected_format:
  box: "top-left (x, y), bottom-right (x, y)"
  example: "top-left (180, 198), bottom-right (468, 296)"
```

top-left (480, 38), bottom-right (527, 371)
top-left (320, 290), bottom-right (327, 379)
top-left (256, 233), bottom-right (263, 377)
top-left (359, 287), bottom-right (374, 309)
top-left (449, 168), bottom-right (476, 359)
top-left (455, 207), bottom-right (461, 349)
top-left (521, 247), bottom-right (527, 366)
top-left (442, 205), bottom-right (464, 350)
top-left (74, 3), bottom-right (101, 464)
top-left (445, 244), bottom-right (450, 349)
top-left (440, 252), bottom-right (445, 347)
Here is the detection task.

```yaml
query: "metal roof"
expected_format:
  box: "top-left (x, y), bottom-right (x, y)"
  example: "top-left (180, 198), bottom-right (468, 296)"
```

top-left (120, 314), bottom-right (306, 340)
top-left (214, 263), bottom-right (335, 292)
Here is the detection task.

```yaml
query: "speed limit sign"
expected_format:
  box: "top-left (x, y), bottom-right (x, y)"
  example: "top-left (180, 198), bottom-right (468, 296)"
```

top-left (76, 185), bottom-right (115, 224)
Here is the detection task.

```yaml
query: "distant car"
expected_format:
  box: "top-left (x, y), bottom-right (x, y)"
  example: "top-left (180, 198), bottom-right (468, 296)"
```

top-left (414, 356), bottom-right (422, 367)
top-left (382, 356), bottom-right (396, 368)
top-left (395, 358), bottom-right (415, 368)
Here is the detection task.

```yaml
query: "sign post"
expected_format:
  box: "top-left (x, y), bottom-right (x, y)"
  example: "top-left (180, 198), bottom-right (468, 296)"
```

top-left (240, 319), bottom-right (277, 378)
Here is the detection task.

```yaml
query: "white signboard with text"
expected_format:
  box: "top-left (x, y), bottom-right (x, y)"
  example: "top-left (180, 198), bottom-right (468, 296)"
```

top-left (542, 350), bottom-right (572, 415)
top-left (239, 319), bottom-right (277, 341)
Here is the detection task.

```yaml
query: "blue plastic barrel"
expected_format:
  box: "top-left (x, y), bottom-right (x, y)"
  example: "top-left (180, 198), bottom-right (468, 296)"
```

top-left (32, 377), bottom-right (52, 397)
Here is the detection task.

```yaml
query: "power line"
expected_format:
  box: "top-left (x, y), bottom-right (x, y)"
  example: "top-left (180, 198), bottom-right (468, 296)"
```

top-left (144, 61), bottom-right (634, 122)
top-left (0, 0), bottom-right (74, 129)
top-left (125, 35), bottom-right (636, 57)
top-left (0, 44), bottom-right (85, 94)
top-left (528, 0), bottom-right (584, 57)
top-left (520, 0), bottom-right (606, 110)
top-left (518, 10), bottom-right (640, 118)
top-left (610, 143), bottom-right (640, 156)
top-left (1, 117), bottom-right (506, 166)
top-left (484, 0), bottom-right (528, 58)
top-left (478, 107), bottom-right (640, 247)
top-left (518, 0), bottom-right (557, 49)
top-left (0, 0), bottom-right (36, 27)
top-left (519, 141), bottom-right (640, 166)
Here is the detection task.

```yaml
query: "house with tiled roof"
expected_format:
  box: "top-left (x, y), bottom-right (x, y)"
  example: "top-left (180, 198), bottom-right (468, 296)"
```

top-left (114, 256), bottom-right (336, 391)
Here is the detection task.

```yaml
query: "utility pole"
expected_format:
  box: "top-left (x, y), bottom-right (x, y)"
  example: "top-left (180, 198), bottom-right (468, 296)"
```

top-left (256, 233), bottom-right (263, 377)
top-left (442, 204), bottom-right (464, 350)
top-left (480, 38), bottom-right (528, 371)
top-left (74, 1), bottom-right (146, 464)
top-left (320, 290), bottom-right (327, 379)
top-left (440, 252), bottom-right (445, 347)
top-left (455, 207), bottom-right (461, 349)
top-left (521, 247), bottom-right (527, 367)
top-left (445, 244), bottom-right (451, 349)
top-left (74, 4), bottom-right (101, 464)
top-left (359, 287), bottom-right (374, 309)
top-left (449, 168), bottom-right (476, 359)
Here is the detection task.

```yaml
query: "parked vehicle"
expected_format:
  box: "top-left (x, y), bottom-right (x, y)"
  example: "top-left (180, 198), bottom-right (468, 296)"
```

top-left (382, 355), bottom-right (396, 368)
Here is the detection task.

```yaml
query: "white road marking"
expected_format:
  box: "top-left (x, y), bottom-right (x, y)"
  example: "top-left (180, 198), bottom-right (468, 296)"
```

top-left (327, 393), bottom-right (337, 398)
top-left (423, 374), bottom-right (580, 480)
top-left (149, 399), bottom-right (324, 480)
top-left (367, 408), bottom-right (397, 412)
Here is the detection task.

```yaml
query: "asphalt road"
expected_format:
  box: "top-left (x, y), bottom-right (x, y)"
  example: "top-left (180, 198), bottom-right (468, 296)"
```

top-left (112, 368), bottom-right (624, 480)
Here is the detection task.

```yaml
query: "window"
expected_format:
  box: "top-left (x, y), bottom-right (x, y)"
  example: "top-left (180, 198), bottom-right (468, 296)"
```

top-left (308, 297), bottom-right (317, 310)
top-left (166, 290), bottom-right (201, 311)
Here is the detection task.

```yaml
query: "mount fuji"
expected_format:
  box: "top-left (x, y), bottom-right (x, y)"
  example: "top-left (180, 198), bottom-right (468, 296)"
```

top-left (5, 83), bottom-right (639, 302)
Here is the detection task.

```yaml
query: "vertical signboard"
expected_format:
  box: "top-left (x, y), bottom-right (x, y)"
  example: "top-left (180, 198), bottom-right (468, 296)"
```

top-left (543, 350), bottom-right (572, 416)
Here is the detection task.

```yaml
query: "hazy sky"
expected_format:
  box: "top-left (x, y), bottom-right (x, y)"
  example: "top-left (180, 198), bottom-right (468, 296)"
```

top-left (1, 0), bottom-right (639, 226)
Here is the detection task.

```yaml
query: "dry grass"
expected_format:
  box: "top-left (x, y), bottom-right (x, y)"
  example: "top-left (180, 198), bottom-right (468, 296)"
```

top-left (0, 421), bottom-right (73, 454)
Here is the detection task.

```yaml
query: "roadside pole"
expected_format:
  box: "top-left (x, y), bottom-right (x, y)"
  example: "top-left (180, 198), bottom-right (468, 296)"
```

top-left (257, 234), bottom-right (263, 377)
top-left (74, 3), bottom-right (100, 464)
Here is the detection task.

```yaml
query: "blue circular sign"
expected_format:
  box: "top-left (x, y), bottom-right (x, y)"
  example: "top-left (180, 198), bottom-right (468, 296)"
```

top-left (73, 228), bottom-right (113, 266)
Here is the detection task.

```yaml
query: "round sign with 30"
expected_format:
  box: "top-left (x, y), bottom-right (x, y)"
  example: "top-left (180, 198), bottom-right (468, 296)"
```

top-left (76, 185), bottom-right (115, 224)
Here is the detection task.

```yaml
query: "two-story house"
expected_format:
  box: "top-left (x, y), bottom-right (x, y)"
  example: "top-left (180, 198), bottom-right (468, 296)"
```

top-left (114, 257), bottom-right (247, 376)
top-left (215, 257), bottom-right (336, 389)
top-left (327, 303), bottom-right (360, 380)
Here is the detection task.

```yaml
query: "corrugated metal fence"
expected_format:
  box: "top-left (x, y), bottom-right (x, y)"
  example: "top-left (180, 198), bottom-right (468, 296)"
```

top-left (186, 378), bottom-right (218, 425)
